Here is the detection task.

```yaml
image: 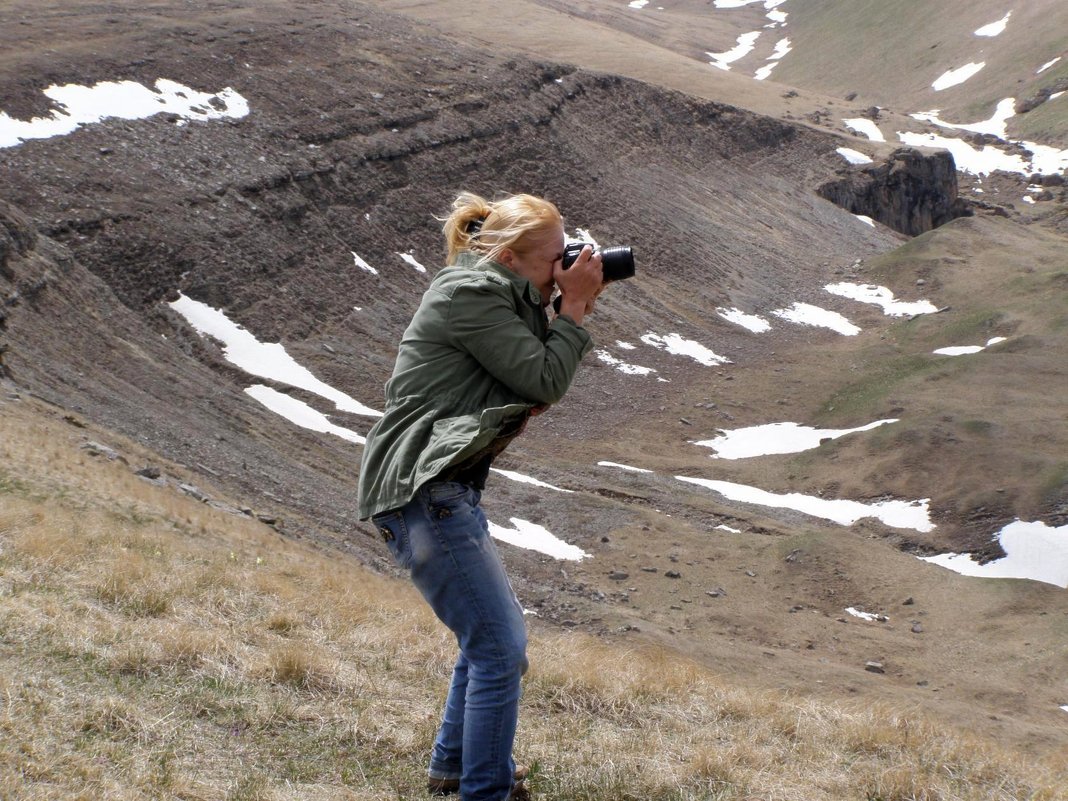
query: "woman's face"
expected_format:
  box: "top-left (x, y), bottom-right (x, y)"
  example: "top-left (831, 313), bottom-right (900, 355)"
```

top-left (502, 224), bottom-right (565, 307)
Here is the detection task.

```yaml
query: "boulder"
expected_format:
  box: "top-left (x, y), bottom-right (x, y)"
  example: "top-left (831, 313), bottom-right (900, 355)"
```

top-left (818, 148), bottom-right (971, 236)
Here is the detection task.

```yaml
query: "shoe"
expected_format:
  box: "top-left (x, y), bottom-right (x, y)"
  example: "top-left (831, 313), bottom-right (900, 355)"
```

top-left (427, 765), bottom-right (529, 796)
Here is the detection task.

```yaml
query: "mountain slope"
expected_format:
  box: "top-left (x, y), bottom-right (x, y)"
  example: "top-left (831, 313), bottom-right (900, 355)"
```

top-left (2, 0), bottom-right (1068, 759)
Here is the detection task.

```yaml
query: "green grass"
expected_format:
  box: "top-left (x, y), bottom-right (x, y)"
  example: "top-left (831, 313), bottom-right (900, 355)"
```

top-left (817, 354), bottom-right (960, 421)
top-left (1038, 462), bottom-right (1068, 506)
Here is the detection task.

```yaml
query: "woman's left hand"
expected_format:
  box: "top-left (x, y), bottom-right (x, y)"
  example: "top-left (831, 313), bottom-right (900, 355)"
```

top-left (584, 284), bottom-right (607, 316)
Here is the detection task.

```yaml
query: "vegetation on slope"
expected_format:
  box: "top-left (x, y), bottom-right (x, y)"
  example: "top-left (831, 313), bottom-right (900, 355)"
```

top-left (1, 400), bottom-right (1064, 801)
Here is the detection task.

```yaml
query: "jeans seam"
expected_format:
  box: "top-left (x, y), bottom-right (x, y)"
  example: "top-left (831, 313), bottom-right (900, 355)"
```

top-left (426, 496), bottom-right (513, 676)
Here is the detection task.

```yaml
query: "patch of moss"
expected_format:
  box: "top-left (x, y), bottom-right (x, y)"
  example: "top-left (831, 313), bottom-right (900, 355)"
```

top-left (1038, 462), bottom-right (1068, 506)
top-left (0, 468), bottom-right (31, 496)
top-left (818, 354), bottom-right (952, 421)
top-left (960, 420), bottom-right (994, 436)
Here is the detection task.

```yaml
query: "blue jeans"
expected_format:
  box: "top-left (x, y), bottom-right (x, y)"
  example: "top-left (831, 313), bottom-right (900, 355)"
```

top-left (373, 481), bottom-right (528, 801)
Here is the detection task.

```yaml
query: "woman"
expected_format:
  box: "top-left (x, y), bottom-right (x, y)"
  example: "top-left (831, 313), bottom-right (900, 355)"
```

top-left (357, 191), bottom-right (603, 800)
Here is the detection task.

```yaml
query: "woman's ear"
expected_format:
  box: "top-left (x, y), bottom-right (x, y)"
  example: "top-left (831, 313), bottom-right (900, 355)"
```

top-left (497, 248), bottom-right (515, 268)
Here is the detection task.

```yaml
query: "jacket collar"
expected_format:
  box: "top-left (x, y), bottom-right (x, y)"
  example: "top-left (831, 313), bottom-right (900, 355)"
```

top-left (453, 250), bottom-right (544, 306)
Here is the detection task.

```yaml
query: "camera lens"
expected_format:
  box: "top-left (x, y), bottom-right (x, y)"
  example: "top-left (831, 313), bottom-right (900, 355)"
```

top-left (598, 246), bottom-right (635, 282)
top-left (560, 242), bottom-right (635, 282)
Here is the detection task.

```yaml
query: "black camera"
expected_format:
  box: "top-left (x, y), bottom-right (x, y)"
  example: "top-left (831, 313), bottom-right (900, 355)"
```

top-left (561, 242), bottom-right (635, 283)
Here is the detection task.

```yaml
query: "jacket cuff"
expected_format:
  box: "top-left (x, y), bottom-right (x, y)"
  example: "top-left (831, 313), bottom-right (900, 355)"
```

top-left (551, 314), bottom-right (594, 358)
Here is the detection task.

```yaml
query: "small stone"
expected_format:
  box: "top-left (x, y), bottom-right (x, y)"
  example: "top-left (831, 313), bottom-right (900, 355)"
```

top-left (911, 623), bottom-right (924, 634)
top-left (179, 483), bottom-right (208, 502)
top-left (81, 441), bottom-right (119, 460)
top-left (640, 567), bottom-right (658, 573)
top-left (864, 661), bottom-right (885, 674)
top-left (665, 570), bottom-right (682, 579)
top-left (902, 597), bottom-right (915, 605)
top-left (608, 570), bottom-right (629, 581)
top-left (136, 465), bottom-right (162, 480)
top-left (706, 587), bottom-right (727, 598)
top-left (745, 570), bottom-right (756, 578)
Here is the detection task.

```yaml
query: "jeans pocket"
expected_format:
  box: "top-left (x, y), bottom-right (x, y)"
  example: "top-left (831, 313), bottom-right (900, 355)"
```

top-left (424, 480), bottom-right (472, 509)
top-left (372, 510), bottom-right (412, 569)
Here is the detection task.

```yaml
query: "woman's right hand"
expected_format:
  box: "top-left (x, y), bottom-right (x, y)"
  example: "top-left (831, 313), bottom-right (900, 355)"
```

top-left (553, 246), bottom-right (603, 325)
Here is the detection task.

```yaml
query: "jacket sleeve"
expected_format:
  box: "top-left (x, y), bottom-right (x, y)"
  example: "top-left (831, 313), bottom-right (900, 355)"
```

top-left (447, 279), bottom-right (593, 405)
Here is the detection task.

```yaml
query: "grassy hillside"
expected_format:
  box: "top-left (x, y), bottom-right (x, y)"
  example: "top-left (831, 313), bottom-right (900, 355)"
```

top-left (2, 399), bottom-right (1066, 800)
top-left (770, 0), bottom-right (1068, 145)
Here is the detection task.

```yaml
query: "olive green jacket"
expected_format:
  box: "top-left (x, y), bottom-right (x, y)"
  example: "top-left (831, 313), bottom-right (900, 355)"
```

top-left (357, 252), bottom-right (594, 520)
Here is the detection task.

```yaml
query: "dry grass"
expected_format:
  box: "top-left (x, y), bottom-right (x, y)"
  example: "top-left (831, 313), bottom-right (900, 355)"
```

top-left (1, 402), bottom-right (1065, 800)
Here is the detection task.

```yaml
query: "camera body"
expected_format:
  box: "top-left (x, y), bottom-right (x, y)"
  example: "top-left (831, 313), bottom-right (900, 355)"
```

top-left (561, 242), bottom-right (635, 283)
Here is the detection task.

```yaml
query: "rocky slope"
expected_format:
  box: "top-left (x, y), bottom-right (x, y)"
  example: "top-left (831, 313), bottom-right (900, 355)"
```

top-left (2, 0), bottom-right (1067, 751)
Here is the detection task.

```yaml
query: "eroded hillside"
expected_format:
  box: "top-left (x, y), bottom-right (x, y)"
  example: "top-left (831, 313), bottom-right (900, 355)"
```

top-left (2, 0), bottom-right (1068, 753)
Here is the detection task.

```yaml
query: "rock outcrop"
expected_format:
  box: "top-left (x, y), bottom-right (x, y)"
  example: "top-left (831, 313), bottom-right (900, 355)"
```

top-left (817, 148), bottom-right (971, 236)
top-left (0, 199), bottom-right (38, 278)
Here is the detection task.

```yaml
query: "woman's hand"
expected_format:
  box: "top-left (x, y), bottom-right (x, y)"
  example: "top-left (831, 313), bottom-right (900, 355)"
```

top-left (553, 246), bottom-right (603, 326)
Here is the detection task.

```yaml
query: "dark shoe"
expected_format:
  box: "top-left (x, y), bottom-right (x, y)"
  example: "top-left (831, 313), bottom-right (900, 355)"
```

top-left (427, 765), bottom-right (530, 796)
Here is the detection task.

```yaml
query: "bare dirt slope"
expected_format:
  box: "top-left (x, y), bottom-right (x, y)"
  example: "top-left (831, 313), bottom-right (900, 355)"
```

top-left (2, 0), bottom-right (1068, 756)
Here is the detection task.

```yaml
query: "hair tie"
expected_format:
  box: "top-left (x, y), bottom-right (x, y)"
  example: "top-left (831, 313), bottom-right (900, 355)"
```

top-left (466, 216), bottom-right (486, 237)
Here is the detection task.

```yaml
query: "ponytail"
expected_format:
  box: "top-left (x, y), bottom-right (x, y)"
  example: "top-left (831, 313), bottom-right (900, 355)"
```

top-left (440, 191), bottom-right (562, 266)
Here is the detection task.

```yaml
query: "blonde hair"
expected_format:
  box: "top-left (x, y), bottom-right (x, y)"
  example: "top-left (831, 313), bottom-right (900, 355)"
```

top-left (441, 191), bottom-right (562, 266)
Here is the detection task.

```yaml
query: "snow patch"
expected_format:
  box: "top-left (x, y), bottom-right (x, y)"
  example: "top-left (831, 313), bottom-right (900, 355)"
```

top-left (842, 117), bottom-right (885, 142)
top-left (489, 468), bottom-right (573, 493)
top-left (0, 79), bottom-right (249, 148)
top-left (911, 98), bottom-right (1017, 139)
top-left (837, 147), bottom-right (873, 165)
top-left (640, 332), bottom-right (730, 366)
top-left (933, 336), bottom-right (1006, 356)
top-left (595, 349), bottom-right (658, 376)
top-left (693, 419), bottom-right (897, 459)
top-left (824, 283), bottom-right (938, 317)
top-left (676, 476), bottom-right (935, 532)
top-left (397, 251), bottom-right (426, 273)
top-left (169, 294), bottom-right (381, 417)
top-left (245, 385), bottom-right (365, 444)
top-left (920, 520), bottom-right (1068, 588)
top-left (896, 131), bottom-right (1031, 176)
top-left (974, 12), bottom-right (1010, 37)
top-left (352, 252), bottom-right (378, 275)
top-left (1037, 57), bottom-right (1061, 74)
top-left (708, 31), bottom-right (761, 71)
top-left (931, 62), bottom-right (985, 91)
top-left (755, 38), bottom-right (791, 80)
top-left (598, 461), bottom-right (654, 474)
top-left (846, 607), bottom-right (887, 622)
top-left (717, 307), bottom-right (772, 333)
top-left (771, 303), bottom-right (860, 336)
top-left (489, 518), bottom-right (589, 561)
